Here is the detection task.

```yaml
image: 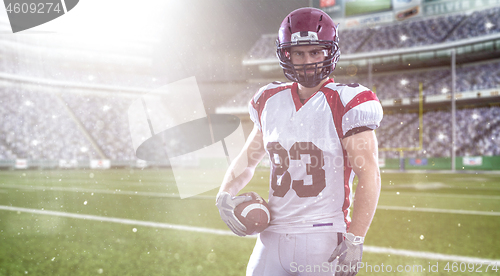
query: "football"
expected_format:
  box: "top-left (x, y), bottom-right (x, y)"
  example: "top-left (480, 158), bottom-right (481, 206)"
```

top-left (234, 192), bottom-right (271, 235)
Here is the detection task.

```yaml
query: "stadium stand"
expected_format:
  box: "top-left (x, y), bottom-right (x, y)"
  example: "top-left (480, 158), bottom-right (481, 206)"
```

top-left (244, 7), bottom-right (500, 60)
top-left (335, 60), bottom-right (500, 99)
top-left (0, 86), bottom-right (98, 160)
top-left (60, 93), bottom-right (137, 161)
top-left (1, 6), bottom-right (499, 165)
top-left (223, 58), bottom-right (500, 108)
top-left (377, 107), bottom-right (500, 159)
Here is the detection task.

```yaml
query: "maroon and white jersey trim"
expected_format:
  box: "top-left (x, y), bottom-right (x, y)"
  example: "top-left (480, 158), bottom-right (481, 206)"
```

top-left (249, 82), bottom-right (293, 131)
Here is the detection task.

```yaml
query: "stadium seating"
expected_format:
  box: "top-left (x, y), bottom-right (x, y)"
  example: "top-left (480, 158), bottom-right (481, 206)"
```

top-left (244, 7), bottom-right (500, 59)
top-left (1, 6), bottom-right (499, 162)
top-left (0, 87), bottom-right (97, 160)
top-left (60, 93), bottom-right (137, 161)
top-left (377, 107), bottom-right (500, 158)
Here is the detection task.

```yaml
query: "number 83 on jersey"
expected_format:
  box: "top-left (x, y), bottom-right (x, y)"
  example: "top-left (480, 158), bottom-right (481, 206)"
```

top-left (267, 141), bottom-right (326, 198)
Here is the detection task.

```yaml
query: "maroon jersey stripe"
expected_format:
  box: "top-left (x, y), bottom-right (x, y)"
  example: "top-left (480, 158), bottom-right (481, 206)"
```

top-left (290, 82), bottom-right (303, 111)
top-left (251, 84), bottom-right (292, 128)
top-left (322, 85), bottom-right (353, 231)
top-left (344, 90), bottom-right (379, 113)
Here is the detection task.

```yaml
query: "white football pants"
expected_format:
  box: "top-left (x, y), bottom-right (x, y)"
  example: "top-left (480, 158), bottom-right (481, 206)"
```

top-left (246, 231), bottom-right (342, 276)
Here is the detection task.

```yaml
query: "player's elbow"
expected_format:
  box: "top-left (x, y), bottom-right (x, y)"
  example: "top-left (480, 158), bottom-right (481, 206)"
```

top-left (356, 165), bottom-right (381, 191)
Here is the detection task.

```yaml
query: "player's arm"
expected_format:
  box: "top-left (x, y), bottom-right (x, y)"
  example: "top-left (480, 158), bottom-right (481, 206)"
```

top-left (342, 129), bottom-right (381, 237)
top-left (216, 125), bottom-right (267, 236)
top-left (219, 124), bottom-right (267, 196)
top-left (328, 130), bottom-right (380, 273)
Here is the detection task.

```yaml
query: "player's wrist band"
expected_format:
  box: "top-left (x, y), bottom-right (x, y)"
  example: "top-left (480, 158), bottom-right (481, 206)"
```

top-left (345, 232), bottom-right (364, 245)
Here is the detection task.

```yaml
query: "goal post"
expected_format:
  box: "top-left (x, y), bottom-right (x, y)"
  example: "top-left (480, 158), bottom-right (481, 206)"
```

top-left (378, 82), bottom-right (424, 171)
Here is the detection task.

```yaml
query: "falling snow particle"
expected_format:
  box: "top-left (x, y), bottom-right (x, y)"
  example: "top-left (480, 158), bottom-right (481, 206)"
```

top-left (89, 173), bottom-right (94, 179)
top-left (132, 228), bottom-right (137, 233)
top-left (420, 235), bottom-right (424, 240)
top-left (83, 201), bottom-right (87, 205)
top-left (97, 268), bottom-right (103, 274)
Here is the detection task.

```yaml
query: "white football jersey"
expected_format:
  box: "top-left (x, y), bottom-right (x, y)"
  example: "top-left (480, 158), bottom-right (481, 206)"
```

top-left (248, 79), bottom-right (383, 234)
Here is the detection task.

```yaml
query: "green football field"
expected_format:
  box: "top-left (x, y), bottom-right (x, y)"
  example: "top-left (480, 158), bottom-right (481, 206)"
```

top-left (0, 169), bottom-right (499, 275)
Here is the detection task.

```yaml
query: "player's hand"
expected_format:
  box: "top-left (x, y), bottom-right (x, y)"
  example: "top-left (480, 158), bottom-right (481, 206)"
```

top-left (328, 233), bottom-right (364, 276)
top-left (216, 191), bottom-right (252, 236)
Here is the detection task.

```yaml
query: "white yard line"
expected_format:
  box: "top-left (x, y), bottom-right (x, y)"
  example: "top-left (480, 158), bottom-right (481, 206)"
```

top-left (1, 205), bottom-right (499, 264)
top-left (377, 205), bottom-right (500, 216)
top-left (2, 184), bottom-right (499, 215)
top-left (3, 184), bottom-right (500, 202)
top-left (0, 205), bottom-right (232, 236)
top-left (363, 246), bottom-right (500, 265)
top-left (0, 184), bottom-right (214, 199)
top-left (380, 191), bottom-right (500, 200)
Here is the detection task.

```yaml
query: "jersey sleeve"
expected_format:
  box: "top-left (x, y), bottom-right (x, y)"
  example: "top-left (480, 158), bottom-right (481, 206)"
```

top-left (248, 85), bottom-right (268, 131)
top-left (339, 84), bottom-right (383, 137)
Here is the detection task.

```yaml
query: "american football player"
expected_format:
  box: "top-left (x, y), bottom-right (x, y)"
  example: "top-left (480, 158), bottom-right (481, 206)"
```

top-left (216, 7), bottom-right (383, 276)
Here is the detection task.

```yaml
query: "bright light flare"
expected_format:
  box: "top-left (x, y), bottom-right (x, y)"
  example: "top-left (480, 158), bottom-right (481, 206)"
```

top-left (33, 0), bottom-right (169, 41)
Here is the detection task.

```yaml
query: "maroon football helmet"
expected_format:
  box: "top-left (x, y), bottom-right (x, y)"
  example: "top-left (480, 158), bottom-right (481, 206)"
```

top-left (276, 7), bottom-right (340, 88)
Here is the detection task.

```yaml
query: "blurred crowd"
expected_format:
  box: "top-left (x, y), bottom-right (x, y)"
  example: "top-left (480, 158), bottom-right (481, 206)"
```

top-left (246, 7), bottom-right (500, 59)
top-left (1, 7), bottom-right (499, 161)
top-left (377, 107), bottom-right (500, 158)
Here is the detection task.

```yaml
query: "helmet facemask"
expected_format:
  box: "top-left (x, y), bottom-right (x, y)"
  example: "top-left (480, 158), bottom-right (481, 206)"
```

top-left (276, 39), bottom-right (340, 88)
